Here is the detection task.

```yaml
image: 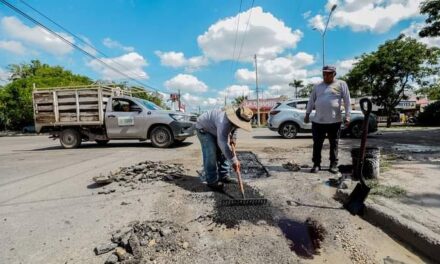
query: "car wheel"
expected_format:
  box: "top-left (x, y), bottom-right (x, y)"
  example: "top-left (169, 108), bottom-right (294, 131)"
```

top-left (151, 126), bottom-right (174, 148)
top-left (60, 129), bottom-right (82, 149)
top-left (95, 140), bottom-right (109, 146)
top-left (280, 122), bottom-right (298, 139)
top-left (350, 122), bottom-right (363, 138)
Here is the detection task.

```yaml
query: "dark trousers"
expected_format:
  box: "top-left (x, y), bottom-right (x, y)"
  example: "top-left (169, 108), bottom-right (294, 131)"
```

top-left (312, 122), bottom-right (342, 166)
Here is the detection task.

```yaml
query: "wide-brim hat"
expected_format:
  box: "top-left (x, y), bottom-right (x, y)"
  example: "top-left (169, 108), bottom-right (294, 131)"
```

top-left (225, 106), bottom-right (253, 132)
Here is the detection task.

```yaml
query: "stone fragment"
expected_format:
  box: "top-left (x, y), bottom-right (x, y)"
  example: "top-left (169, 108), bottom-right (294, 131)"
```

top-left (115, 247), bottom-right (127, 261)
top-left (105, 253), bottom-right (118, 264)
top-left (182, 242), bottom-right (189, 249)
top-left (94, 243), bottom-right (118, 255)
top-left (282, 161), bottom-right (301, 171)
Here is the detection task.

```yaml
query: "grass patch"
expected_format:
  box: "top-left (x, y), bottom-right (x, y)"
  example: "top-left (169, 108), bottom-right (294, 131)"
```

top-left (367, 180), bottom-right (407, 198)
top-left (380, 154), bottom-right (398, 173)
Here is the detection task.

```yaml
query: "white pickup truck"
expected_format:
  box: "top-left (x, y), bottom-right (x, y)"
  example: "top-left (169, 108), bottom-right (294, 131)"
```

top-left (32, 85), bottom-right (196, 148)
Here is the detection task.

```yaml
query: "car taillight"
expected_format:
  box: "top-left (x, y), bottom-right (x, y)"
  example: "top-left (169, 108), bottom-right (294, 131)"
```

top-left (270, 110), bottom-right (280, 115)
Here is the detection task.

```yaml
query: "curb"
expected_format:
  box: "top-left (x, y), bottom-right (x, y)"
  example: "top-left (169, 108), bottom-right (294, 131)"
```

top-left (336, 189), bottom-right (440, 263)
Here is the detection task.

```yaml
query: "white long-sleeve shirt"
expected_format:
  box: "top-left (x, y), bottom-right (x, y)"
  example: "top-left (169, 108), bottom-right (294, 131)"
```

top-left (306, 79), bottom-right (351, 124)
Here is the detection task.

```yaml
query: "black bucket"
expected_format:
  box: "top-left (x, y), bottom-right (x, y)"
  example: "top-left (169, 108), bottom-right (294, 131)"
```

top-left (351, 147), bottom-right (380, 180)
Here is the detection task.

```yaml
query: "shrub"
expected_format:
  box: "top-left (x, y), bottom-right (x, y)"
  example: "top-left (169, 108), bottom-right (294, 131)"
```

top-left (418, 101), bottom-right (440, 126)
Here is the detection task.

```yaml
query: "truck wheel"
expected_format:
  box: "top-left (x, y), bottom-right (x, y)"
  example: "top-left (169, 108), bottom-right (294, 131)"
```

top-left (350, 122), bottom-right (363, 139)
top-left (95, 140), bottom-right (109, 146)
top-left (280, 122), bottom-right (298, 139)
top-left (60, 129), bottom-right (81, 149)
top-left (151, 126), bottom-right (174, 148)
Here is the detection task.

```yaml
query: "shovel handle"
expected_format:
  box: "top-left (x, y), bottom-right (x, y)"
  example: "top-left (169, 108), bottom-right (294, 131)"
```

top-left (357, 98), bottom-right (372, 186)
top-left (231, 145), bottom-right (246, 199)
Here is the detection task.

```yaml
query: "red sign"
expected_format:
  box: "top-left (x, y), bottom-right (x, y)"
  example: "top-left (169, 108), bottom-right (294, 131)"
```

top-left (242, 98), bottom-right (282, 111)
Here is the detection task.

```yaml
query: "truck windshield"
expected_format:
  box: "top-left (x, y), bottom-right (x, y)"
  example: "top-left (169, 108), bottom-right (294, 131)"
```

top-left (136, 99), bottom-right (163, 110)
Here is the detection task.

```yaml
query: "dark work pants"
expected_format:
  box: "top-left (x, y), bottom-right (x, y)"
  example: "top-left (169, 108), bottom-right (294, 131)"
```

top-left (311, 122), bottom-right (342, 166)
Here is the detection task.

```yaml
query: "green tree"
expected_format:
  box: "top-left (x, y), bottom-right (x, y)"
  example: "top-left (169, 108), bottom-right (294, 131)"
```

top-left (345, 35), bottom-right (440, 127)
top-left (0, 60), bottom-right (92, 130)
top-left (289, 80), bottom-right (304, 98)
top-left (416, 82), bottom-right (440, 100)
top-left (297, 83), bottom-right (314, 98)
top-left (419, 0), bottom-right (440, 38)
top-left (232, 95), bottom-right (248, 107)
top-left (129, 86), bottom-right (165, 107)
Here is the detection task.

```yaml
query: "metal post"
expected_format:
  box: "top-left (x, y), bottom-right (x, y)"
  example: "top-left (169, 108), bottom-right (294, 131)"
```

top-left (318, 4), bottom-right (337, 68)
top-left (255, 54), bottom-right (260, 127)
top-left (178, 89), bottom-right (181, 112)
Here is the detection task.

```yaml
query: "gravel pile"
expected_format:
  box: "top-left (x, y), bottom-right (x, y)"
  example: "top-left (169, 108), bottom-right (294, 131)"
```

top-left (93, 161), bottom-right (186, 194)
top-left (95, 220), bottom-right (189, 263)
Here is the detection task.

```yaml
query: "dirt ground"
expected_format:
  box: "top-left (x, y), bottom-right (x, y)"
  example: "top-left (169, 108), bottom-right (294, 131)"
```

top-left (0, 128), bottom-right (437, 263)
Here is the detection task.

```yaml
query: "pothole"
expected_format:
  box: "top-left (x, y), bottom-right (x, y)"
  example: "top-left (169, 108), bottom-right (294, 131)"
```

top-left (237, 151), bottom-right (269, 179)
top-left (277, 218), bottom-right (326, 259)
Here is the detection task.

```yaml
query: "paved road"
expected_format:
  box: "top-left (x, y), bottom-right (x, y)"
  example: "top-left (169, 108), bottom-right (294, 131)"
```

top-left (0, 129), bottom-right (433, 263)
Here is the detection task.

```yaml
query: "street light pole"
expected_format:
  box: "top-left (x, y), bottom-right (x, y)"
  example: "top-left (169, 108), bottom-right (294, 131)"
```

top-left (316, 4), bottom-right (337, 68)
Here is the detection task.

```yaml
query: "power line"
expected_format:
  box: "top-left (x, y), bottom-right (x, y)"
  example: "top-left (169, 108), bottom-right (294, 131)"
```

top-left (18, 0), bottom-right (151, 84)
top-left (0, 0), bottom-right (161, 93)
top-left (234, 0), bottom-right (255, 68)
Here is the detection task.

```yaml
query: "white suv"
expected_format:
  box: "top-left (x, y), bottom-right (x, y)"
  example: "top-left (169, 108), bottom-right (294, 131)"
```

top-left (267, 99), bottom-right (377, 139)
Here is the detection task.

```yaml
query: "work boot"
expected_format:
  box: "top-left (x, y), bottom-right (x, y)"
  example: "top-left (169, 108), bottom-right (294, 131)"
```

top-left (219, 176), bottom-right (237, 184)
top-left (329, 163), bottom-right (339, 174)
top-left (207, 181), bottom-right (224, 192)
top-left (310, 164), bottom-right (320, 173)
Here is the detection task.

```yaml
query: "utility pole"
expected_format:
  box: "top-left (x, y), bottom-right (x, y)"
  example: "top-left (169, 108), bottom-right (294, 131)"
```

top-left (314, 4), bottom-right (337, 68)
top-left (254, 54), bottom-right (260, 127)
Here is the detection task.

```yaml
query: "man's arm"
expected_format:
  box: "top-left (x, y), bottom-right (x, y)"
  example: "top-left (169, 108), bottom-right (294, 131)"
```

top-left (217, 123), bottom-right (238, 165)
top-left (304, 87), bottom-right (317, 123)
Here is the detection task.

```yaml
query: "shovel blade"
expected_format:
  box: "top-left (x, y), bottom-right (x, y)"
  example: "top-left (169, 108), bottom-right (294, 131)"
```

top-left (344, 183), bottom-right (370, 215)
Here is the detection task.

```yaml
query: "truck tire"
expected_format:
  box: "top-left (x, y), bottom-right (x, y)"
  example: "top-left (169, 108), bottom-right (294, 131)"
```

top-left (95, 140), bottom-right (109, 146)
top-left (151, 126), bottom-right (174, 148)
top-left (350, 121), bottom-right (363, 139)
top-left (280, 122), bottom-right (298, 139)
top-left (60, 129), bottom-right (81, 149)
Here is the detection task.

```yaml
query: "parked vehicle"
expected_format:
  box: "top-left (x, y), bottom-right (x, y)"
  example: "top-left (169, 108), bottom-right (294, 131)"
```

top-left (33, 85), bottom-right (196, 148)
top-left (267, 98), bottom-right (378, 139)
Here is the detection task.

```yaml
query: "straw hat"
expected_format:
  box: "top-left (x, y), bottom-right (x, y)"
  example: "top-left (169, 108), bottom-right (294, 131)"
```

top-left (225, 106), bottom-right (253, 132)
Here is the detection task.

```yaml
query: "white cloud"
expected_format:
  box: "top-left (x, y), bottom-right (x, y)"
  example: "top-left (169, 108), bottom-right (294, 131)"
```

top-left (1, 16), bottom-right (73, 55)
top-left (164, 74), bottom-right (208, 93)
top-left (103, 38), bottom-right (134, 52)
top-left (155, 51), bottom-right (209, 72)
top-left (235, 52), bottom-right (315, 86)
top-left (219, 85), bottom-right (253, 98)
top-left (0, 40), bottom-right (26, 55)
top-left (402, 22), bottom-right (440, 47)
top-left (78, 36), bottom-right (98, 56)
top-left (334, 58), bottom-right (359, 76)
top-left (198, 6), bottom-right (303, 61)
top-left (0, 67), bottom-right (11, 84)
top-left (87, 52), bottom-right (148, 80)
top-left (309, 0), bottom-right (423, 33)
top-left (303, 11), bottom-right (312, 19)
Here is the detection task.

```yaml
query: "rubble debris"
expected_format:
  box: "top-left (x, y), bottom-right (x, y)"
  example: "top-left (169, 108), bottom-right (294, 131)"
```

top-left (236, 151), bottom-right (269, 179)
top-left (96, 220), bottom-right (187, 263)
top-left (94, 161), bottom-right (186, 194)
top-left (105, 253), bottom-right (118, 264)
top-left (94, 242), bottom-right (118, 255)
top-left (282, 161), bottom-right (301, 171)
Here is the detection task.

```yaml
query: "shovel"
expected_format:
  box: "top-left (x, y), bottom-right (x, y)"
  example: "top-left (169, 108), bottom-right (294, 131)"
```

top-left (344, 98), bottom-right (372, 215)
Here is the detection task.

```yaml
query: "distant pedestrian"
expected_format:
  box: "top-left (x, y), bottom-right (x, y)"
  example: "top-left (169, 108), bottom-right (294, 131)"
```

top-left (196, 106), bottom-right (253, 191)
top-left (304, 66), bottom-right (351, 174)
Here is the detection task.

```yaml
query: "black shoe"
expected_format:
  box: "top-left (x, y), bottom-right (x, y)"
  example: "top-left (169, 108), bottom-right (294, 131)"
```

top-left (207, 182), bottom-right (224, 192)
top-left (310, 165), bottom-right (320, 173)
top-left (219, 176), bottom-right (237, 184)
top-left (329, 163), bottom-right (339, 174)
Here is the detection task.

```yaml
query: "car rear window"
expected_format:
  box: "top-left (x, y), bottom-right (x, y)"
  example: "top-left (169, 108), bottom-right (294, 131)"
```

top-left (287, 102), bottom-right (296, 108)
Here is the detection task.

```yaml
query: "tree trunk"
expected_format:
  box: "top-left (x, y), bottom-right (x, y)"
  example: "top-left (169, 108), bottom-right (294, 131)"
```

top-left (387, 112), bottom-right (392, 128)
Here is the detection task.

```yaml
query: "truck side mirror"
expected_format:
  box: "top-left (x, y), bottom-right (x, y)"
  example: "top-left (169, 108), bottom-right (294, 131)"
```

top-left (131, 105), bottom-right (142, 113)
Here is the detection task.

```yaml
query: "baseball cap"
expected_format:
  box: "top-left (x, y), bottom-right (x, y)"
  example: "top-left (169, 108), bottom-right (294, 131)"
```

top-left (322, 65), bottom-right (336, 72)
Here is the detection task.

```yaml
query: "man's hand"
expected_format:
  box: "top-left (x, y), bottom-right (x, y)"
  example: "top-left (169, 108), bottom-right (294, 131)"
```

top-left (304, 114), bottom-right (310, 124)
top-left (344, 116), bottom-right (350, 127)
top-left (230, 140), bottom-right (236, 148)
top-left (232, 161), bottom-right (241, 173)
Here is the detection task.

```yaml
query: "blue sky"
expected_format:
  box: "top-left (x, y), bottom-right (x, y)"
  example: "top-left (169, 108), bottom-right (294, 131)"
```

top-left (0, 0), bottom-right (438, 111)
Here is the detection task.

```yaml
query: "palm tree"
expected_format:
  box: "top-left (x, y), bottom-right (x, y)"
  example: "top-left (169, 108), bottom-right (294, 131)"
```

top-left (288, 80), bottom-right (304, 98)
top-left (233, 96), bottom-right (248, 106)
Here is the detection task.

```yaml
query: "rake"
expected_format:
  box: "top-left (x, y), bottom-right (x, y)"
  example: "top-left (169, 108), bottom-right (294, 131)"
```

top-left (220, 146), bottom-right (268, 206)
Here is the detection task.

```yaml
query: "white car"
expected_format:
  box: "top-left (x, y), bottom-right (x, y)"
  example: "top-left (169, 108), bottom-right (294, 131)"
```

top-left (267, 98), bottom-right (378, 139)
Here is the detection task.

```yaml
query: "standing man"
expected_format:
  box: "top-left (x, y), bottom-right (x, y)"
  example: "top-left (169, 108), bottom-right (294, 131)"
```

top-left (196, 106), bottom-right (253, 191)
top-left (304, 65), bottom-right (351, 174)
